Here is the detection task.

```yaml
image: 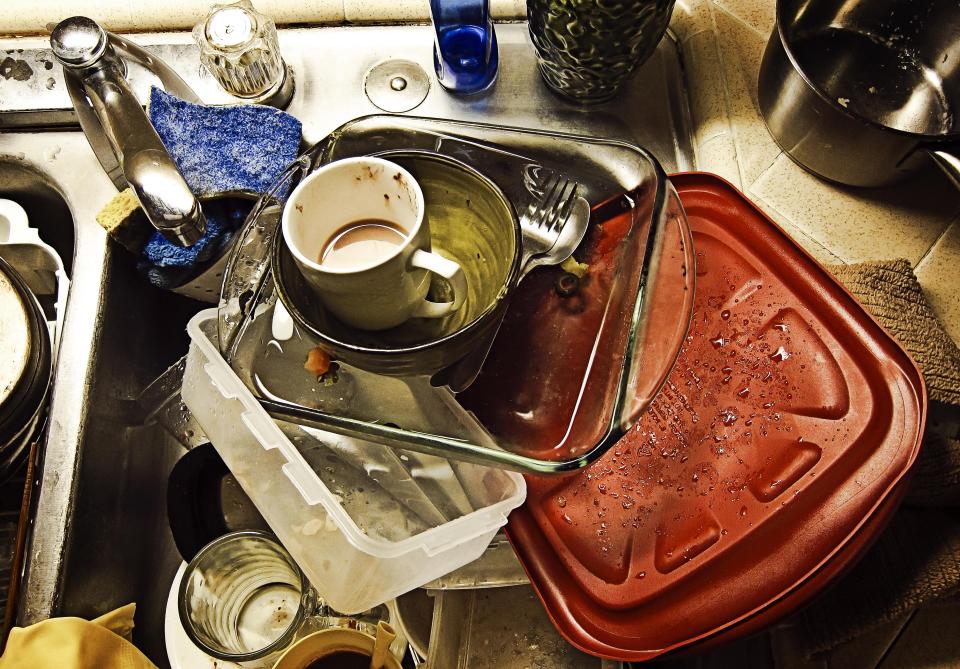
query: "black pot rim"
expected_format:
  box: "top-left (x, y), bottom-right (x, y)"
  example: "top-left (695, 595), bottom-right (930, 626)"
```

top-left (0, 256), bottom-right (52, 449)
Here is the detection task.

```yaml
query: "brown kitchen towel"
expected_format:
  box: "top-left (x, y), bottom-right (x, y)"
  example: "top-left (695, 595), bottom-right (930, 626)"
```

top-left (828, 259), bottom-right (960, 507)
top-left (828, 259), bottom-right (960, 406)
top-left (789, 259), bottom-right (960, 656)
top-left (907, 431), bottom-right (960, 508)
top-left (794, 508), bottom-right (960, 656)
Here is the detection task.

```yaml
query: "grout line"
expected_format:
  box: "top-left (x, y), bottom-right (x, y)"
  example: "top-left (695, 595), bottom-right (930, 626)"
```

top-left (684, 29), bottom-right (736, 150)
top-left (679, 27), bottom-right (713, 46)
top-left (874, 609), bottom-right (919, 669)
top-left (915, 216), bottom-right (958, 270)
top-left (706, 3), bottom-right (748, 190)
top-left (750, 190), bottom-right (848, 265)
top-left (752, 151), bottom-right (782, 183)
top-left (747, 148), bottom-right (783, 192)
top-left (708, 0), bottom-right (767, 39)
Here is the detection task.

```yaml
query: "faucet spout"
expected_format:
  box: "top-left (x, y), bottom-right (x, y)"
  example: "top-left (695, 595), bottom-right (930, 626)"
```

top-left (51, 16), bottom-right (206, 247)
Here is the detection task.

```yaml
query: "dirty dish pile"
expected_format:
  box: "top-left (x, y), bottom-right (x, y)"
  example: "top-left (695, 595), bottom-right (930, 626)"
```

top-left (180, 129), bottom-right (925, 666)
top-left (182, 116), bottom-right (692, 627)
top-left (213, 115), bottom-right (695, 473)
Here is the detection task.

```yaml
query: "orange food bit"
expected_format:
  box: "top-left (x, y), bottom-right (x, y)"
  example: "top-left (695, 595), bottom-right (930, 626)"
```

top-left (304, 347), bottom-right (331, 376)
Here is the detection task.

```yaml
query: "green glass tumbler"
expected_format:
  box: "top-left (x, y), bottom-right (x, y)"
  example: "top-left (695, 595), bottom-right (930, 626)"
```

top-left (527, 0), bottom-right (676, 103)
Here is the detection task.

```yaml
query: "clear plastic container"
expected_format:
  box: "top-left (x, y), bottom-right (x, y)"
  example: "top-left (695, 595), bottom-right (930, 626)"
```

top-left (182, 308), bottom-right (526, 614)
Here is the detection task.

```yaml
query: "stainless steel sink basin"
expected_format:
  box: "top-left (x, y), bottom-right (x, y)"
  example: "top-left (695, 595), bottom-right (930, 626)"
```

top-left (0, 23), bottom-right (694, 667)
top-left (0, 131), bottom-right (202, 662)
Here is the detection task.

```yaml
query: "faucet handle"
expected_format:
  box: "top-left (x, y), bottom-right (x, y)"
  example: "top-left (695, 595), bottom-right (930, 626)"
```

top-left (50, 16), bottom-right (108, 68)
top-left (193, 0), bottom-right (293, 108)
top-left (51, 17), bottom-right (207, 248)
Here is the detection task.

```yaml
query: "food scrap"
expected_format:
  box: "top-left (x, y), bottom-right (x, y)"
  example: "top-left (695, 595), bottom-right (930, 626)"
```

top-left (560, 256), bottom-right (589, 278)
top-left (304, 347), bottom-right (331, 376)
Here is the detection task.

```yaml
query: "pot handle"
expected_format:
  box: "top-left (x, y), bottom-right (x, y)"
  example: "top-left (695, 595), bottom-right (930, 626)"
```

top-left (928, 147), bottom-right (960, 190)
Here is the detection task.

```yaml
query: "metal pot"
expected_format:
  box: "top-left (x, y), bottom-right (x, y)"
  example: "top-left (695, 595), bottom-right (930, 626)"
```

top-left (758, 0), bottom-right (960, 188)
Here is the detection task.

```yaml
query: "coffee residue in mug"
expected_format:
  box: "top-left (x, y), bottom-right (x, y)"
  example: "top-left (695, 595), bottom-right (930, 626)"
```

top-left (305, 650), bottom-right (372, 669)
top-left (317, 219), bottom-right (407, 269)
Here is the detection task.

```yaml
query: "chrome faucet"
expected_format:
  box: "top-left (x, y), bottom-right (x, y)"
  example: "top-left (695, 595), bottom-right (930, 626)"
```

top-left (50, 17), bottom-right (206, 246)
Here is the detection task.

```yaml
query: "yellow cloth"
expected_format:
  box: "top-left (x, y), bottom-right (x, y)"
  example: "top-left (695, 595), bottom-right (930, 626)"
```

top-left (0, 603), bottom-right (158, 669)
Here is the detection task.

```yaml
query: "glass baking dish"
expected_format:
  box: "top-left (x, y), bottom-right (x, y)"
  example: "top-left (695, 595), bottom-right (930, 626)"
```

top-left (216, 116), bottom-right (695, 473)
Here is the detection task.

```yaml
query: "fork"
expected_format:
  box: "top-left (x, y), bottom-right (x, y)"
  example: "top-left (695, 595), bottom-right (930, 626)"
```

top-left (519, 171), bottom-right (584, 273)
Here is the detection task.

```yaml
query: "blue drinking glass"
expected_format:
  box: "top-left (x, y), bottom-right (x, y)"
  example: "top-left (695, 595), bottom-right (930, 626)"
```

top-left (430, 0), bottom-right (499, 94)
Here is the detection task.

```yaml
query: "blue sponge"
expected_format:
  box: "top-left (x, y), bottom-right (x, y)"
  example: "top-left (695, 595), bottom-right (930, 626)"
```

top-left (143, 197), bottom-right (251, 267)
top-left (148, 87), bottom-right (302, 197)
top-left (141, 87), bottom-right (302, 269)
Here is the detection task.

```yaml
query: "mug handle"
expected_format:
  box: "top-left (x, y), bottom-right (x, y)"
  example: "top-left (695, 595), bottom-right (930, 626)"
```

top-left (409, 249), bottom-right (467, 319)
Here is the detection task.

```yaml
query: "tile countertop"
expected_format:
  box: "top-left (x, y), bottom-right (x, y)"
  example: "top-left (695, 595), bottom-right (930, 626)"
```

top-left (2, 0), bottom-right (956, 342)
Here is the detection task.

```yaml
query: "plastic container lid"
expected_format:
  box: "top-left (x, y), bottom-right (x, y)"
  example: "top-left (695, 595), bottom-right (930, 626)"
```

top-left (505, 173), bottom-right (926, 661)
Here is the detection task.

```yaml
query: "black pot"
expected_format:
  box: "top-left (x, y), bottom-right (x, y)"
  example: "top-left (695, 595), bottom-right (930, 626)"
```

top-left (0, 256), bottom-right (51, 481)
top-left (758, 0), bottom-right (960, 188)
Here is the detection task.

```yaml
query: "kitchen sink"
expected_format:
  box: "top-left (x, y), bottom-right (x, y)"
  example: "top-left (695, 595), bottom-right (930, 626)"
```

top-left (0, 131), bottom-right (204, 662)
top-left (0, 159), bottom-right (74, 276)
top-left (0, 23), bottom-right (694, 666)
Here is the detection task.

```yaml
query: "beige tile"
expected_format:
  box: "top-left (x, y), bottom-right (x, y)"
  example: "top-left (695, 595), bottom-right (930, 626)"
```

top-left (916, 220), bottom-right (960, 344)
top-left (344, 0), bottom-right (428, 22)
top-left (491, 0), bottom-right (527, 19)
top-left (710, 0), bottom-right (775, 36)
top-left (683, 30), bottom-right (732, 147)
top-left (712, 7), bottom-right (782, 186)
top-left (0, 0), bottom-right (345, 32)
top-left (697, 133), bottom-right (742, 188)
top-left (749, 196), bottom-right (846, 267)
top-left (744, 177), bottom-right (846, 266)
top-left (255, 0), bottom-right (345, 25)
top-left (671, 0), bottom-right (714, 42)
top-left (341, 0), bottom-right (524, 24)
top-left (727, 113), bottom-right (782, 188)
top-left (751, 154), bottom-right (959, 266)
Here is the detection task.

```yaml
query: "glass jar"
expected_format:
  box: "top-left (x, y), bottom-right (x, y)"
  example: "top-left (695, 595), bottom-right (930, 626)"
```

top-left (527, 0), bottom-right (676, 103)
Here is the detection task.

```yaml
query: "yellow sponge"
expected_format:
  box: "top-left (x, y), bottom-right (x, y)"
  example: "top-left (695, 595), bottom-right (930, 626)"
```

top-left (94, 188), bottom-right (152, 254)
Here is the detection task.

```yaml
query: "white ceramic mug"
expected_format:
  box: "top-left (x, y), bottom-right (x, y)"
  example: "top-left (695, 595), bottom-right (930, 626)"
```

top-left (281, 157), bottom-right (466, 331)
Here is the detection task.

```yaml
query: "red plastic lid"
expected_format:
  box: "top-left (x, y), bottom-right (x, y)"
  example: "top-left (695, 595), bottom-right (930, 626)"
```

top-left (505, 173), bottom-right (926, 661)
